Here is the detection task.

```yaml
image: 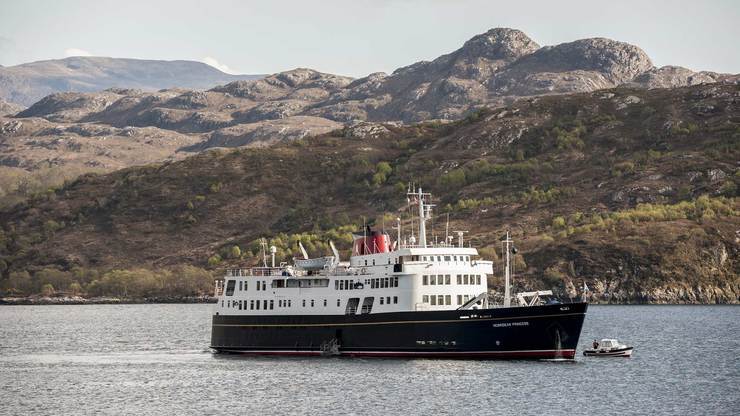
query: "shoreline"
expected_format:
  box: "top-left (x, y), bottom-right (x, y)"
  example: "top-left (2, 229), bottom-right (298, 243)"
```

top-left (0, 296), bottom-right (217, 305)
top-left (0, 296), bottom-right (735, 306)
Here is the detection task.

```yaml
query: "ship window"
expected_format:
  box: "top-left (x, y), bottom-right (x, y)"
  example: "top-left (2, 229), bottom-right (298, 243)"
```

top-left (457, 275), bottom-right (462, 284)
top-left (423, 275), bottom-right (428, 285)
top-left (270, 300), bottom-right (274, 310)
top-left (430, 296), bottom-right (437, 305)
top-left (350, 280), bottom-right (354, 290)
top-left (263, 300), bottom-right (267, 310)
top-left (273, 279), bottom-right (285, 288)
top-left (457, 295), bottom-right (462, 305)
top-left (393, 277), bottom-right (398, 287)
top-left (225, 280), bottom-right (236, 296)
top-left (337, 299), bottom-right (341, 307)
top-left (239, 281), bottom-right (243, 291)
top-left (278, 300), bottom-right (282, 307)
top-left (438, 295), bottom-right (444, 305)
top-left (288, 300), bottom-right (292, 307)
top-left (445, 295), bottom-right (451, 305)
top-left (454, 256), bottom-right (457, 261)
top-left (444, 256), bottom-right (451, 261)
top-left (445, 275), bottom-right (451, 285)
top-left (387, 296), bottom-right (391, 304)
top-left (256, 300), bottom-right (260, 310)
top-left (372, 259), bottom-right (375, 266)
top-left (384, 278), bottom-right (389, 288)
top-left (380, 297), bottom-right (384, 305)
top-left (423, 295), bottom-right (429, 303)
top-left (335, 280), bottom-right (339, 290)
top-left (476, 275), bottom-right (481, 285)
top-left (361, 297), bottom-right (374, 314)
top-left (250, 300), bottom-right (255, 310)
top-left (437, 256), bottom-right (441, 262)
top-left (464, 275), bottom-right (469, 285)
top-left (364, 260), bottom-right (367, 266)
top-left (311, 300), bottom-right (315, 307)
top-left (221, 300), bottom-right (224, 307)
top-left (340, 280), bottom-right (345, 290)
top-left (393, 296), bottom-right (398, 304)
top-left (302, 299), bottom-right (306, 307)
top-left (345, 298), bottom-right (360, 315)
top-left (430, 275), bottom-right (436, 285)
top-left (323, 299), bottom-right (327, 307)
top-left (464, 295), bottom-right (470, 302)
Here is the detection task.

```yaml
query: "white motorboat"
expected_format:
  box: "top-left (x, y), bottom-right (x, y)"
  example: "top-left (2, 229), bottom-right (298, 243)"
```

top-left (583, 338), bottom-right (633, 357)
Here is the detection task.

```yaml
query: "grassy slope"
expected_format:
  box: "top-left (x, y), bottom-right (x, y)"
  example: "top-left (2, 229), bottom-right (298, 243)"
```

top-left (1, 84), bottom-right (738, 302)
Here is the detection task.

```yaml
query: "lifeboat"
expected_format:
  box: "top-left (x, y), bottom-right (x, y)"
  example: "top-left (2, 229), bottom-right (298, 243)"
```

top-left (583, 338), bottom-right (633, 357)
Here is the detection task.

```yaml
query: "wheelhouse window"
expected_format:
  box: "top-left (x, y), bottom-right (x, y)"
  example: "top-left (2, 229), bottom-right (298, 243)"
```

top-left (423, 275), bottom-right (428, 285)
top-left (445, 275), bottom-right (451, 285)
top-left (269, 300), bottom-right (274, 310)
top-left (457, 295), bottom-right (462, 305)
top-left (476, 275), bottom-right (481, 285)
top-left (445, 295), bottom-right (451, 305)
top-left (225, 280), bottom-right (236, 296)
top-left (239, 281), bottom-right (243, 291)
top-left (430, 296), bottom-right (437, 306)
top-left (457, 274), bottom-right (462, 284)
top-left (393, 296), bottom-right (398, 304)
top-left (423, 295), bottom-right (429, 303)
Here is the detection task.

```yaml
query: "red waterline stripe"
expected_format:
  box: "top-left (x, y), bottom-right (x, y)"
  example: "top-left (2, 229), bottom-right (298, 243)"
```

top-left (219, 349), bottom-right (576, 359)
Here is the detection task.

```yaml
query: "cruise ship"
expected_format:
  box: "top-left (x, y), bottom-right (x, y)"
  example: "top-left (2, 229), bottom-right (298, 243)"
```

top-left (210, 188), bottom-right (587, 359)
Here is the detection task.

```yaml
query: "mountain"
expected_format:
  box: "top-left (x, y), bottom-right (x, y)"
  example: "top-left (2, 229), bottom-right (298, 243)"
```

top-left (0, 56), bottom-right (263, 106)
top-left (0, 83), bottom-right (738, 303)
top-left (2, 28), bottom-right (737, 208)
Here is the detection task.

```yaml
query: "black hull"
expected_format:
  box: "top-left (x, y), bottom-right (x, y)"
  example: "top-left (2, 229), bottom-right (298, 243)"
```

top-left (211, 302), bottom-right (587, 359)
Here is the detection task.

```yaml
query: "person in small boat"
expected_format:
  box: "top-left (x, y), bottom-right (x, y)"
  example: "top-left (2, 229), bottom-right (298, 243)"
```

top-left (592, 340), bottom-right (599, 349)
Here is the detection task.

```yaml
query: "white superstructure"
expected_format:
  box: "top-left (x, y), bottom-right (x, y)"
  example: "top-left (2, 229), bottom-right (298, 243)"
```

top-left (214, 188), bottom-right (494, 316)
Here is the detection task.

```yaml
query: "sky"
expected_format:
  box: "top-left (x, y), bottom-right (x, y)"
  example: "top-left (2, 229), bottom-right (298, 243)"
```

top-left (0, 0), bottom-right (738, 77)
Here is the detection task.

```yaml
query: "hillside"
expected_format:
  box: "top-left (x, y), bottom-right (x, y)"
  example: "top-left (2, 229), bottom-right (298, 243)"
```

top-left (0, 57), bottom-right (263, 106)
top-left (0, 84), bottom-right (738, 303)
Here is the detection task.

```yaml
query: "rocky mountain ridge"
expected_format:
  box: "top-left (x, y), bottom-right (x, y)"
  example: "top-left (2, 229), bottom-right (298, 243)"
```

top-left (1, 28), bottom-right (737, 206)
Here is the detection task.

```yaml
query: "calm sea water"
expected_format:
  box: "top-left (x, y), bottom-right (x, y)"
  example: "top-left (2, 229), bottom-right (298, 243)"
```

top-left (1, 304), bottom-right (738, 416)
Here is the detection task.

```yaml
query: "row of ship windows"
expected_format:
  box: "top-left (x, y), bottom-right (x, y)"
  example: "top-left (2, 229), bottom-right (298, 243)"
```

top-left (422, 274), bottom-right (482, 286)
top-left (335, 277), bottom-right (400, 290)
top-left (421, 255), bottom-right (470, 262)
top-left (359, 255), bottom-right (471, 266)
top-left (223, 296), bottom-right (399, 310)
top-left (422, 294), bottom-right (478, 306)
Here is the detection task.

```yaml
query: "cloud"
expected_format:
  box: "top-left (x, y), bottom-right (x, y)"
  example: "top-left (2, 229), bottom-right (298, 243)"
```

top-left (202, 56), bottom-right (237, 74)
top-left (64, 48), bottom-right (92, 57)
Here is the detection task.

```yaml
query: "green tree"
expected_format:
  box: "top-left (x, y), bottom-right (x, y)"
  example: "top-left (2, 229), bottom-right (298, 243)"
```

top-left (552, 216), bottom-right (566, 229)
top-left (208, 254), bottom-right (222, 267)
top-left (41, 283), bottom-right (55, 297)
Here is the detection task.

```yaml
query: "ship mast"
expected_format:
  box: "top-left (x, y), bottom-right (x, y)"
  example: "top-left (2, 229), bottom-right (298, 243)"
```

top-left (409, 187), bottom-right (433, 248)
top-left (503, 231), bottom-right (513, 307)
